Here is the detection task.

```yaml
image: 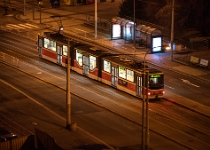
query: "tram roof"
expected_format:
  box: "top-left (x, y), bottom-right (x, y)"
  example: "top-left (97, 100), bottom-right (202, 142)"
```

top-left (103, 55), bottom-right (163, 74)
top-left (75, 45), bottom-right (109, 56)
top-left (43, 32), bottom-right (79, 45)
top-left (103, 55), bottom-right (144, 70)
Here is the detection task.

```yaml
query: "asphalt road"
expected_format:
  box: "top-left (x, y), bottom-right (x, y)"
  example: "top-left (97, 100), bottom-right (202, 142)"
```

top-left (0, 63), bottom-right (191, 150)
top-left (155, 64), bottom-right (210, 106)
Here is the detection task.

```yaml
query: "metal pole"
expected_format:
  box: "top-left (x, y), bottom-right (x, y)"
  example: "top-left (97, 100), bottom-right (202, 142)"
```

top-left (32, 3), bottom-right (34, 20)
top-left (39, 7), bottom-right (41, 24)
top-left (133, 0), bottom-right (135, 46)
top-left (23, 0), bottom-right (26, 16)
top-left (94, 0), bottom-right (97, 38)
top-left (66, 40), bottom-right (71, 130)
top-left (141, 71), bottom-right (145, 150)
top-left (142, 49), bottom-right (150, 150)
top-left (170, 0), bottom-right (174, 60)
top-left (145, 71), bottom-right (149, 150)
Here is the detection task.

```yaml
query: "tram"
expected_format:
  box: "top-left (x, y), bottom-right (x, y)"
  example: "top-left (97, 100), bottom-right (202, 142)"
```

top-left (37, 32), bottom-right (164, 99)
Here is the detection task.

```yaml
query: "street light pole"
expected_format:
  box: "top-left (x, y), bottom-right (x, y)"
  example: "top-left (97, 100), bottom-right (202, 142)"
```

top-left (145, 71), bottom-right (149, 150)
top-left (23, 0), bottom-right (26, 16)
top-left (39, 4), bottom-right (42, 24)
top-left (95, 0), bottom-right (97, 38)
top-left (170, 0), bottom-right (174, 60)
top-left (142, 49), bottom-right (150, 150)
top-left (66, 40), bottom-right (71, 130)
top-left (133, 0), bottom-right (136, 46)
top-left (141, 71), bottom-right (145, 150)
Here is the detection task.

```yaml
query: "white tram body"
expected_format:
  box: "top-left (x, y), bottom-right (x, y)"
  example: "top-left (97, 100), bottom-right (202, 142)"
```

top-left (38, 32), bottom-right (164, 99)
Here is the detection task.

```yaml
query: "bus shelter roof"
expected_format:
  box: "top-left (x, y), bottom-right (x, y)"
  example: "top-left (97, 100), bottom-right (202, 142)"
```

top-left (136, 24), bottom-right (162, 36)
top-left (112, 17), bottom-right (134, 26)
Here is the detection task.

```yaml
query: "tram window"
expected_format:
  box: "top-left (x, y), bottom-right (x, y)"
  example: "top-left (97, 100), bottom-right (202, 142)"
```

top-left (149, 74), bottom-right (163, 88)
top-left (49, 41), bottom-right (56, 51)
top-left (119, 66), bottom-right (126, 79)
top-left (89, 55), bottom-right (96, 70)
top-left (127, 69), bottom-right (134, 82)
top-left (104, 60), bottom-right (111, 73)
top-left (63, 45), bottom-right (67, 56)
top-left (76, 49), bottom-right (83, 66)
top-left (44, 38), bottom-right (56, 51)
top-left (44, 38), bottom-right (49, 48)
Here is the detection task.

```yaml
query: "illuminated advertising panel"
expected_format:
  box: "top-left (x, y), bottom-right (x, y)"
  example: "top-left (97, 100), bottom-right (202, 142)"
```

top-left (152, 36), bottom-right (162, 53)
top-left (112, 24), bottom-right (121, 39)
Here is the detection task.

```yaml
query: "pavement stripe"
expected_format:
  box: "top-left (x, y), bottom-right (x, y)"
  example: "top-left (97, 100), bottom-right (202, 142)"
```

top-left (25, 23), bottom-right (39, 28)
top-left (6, 24), bottom-right (25, 29)
top-left (5, 23), bottom-right (39, 30)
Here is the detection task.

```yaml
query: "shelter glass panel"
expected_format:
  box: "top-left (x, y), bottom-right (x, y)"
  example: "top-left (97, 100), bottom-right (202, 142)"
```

top-left (112, 24), bottom-right (121, 38)
top-left (152, 37), bottom-right (162, 52)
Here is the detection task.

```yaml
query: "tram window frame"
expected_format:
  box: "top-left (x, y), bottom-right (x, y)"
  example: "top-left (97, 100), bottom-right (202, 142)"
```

top-left (89, 55), bottom-right (96, 70)
top-left (76, 49), bottom-right (83, 66)
top-left (63, 45), bottom-right (68, 56)
top-left (103, 60), bottom-right (111, 73)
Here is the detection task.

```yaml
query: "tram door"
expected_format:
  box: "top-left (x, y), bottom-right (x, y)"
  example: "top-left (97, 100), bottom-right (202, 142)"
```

top-left (57, 46), bottom-right (62, 65)
top-left (111, 66), bottom-right (118, 87)
top-left (38, 38), bottom-right (42, 56)
top-left (136, 75), bottom-right (142, 97)
top-left (83, 55), bottom-right (89, 76)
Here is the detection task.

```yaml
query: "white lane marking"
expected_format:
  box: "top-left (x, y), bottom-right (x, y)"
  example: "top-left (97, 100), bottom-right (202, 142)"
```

top-left (164, 84), bottom-right (174, 89)
top-left (180, 78), bottom-right (200, 87)
top-left (0, 79), bottom-right (115, 150)
top-left (168, 79), bottom-right (182, 86)
top-left (189, 88), bottom-right (203, 94)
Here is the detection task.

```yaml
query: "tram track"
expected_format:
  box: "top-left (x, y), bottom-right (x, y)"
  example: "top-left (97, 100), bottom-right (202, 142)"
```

top-left (1, 30), bottom-right (210, 149)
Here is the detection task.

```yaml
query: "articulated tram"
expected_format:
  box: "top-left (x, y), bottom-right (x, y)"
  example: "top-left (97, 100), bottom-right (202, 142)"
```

top-left (37, 32), bottom-right (164, 99)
